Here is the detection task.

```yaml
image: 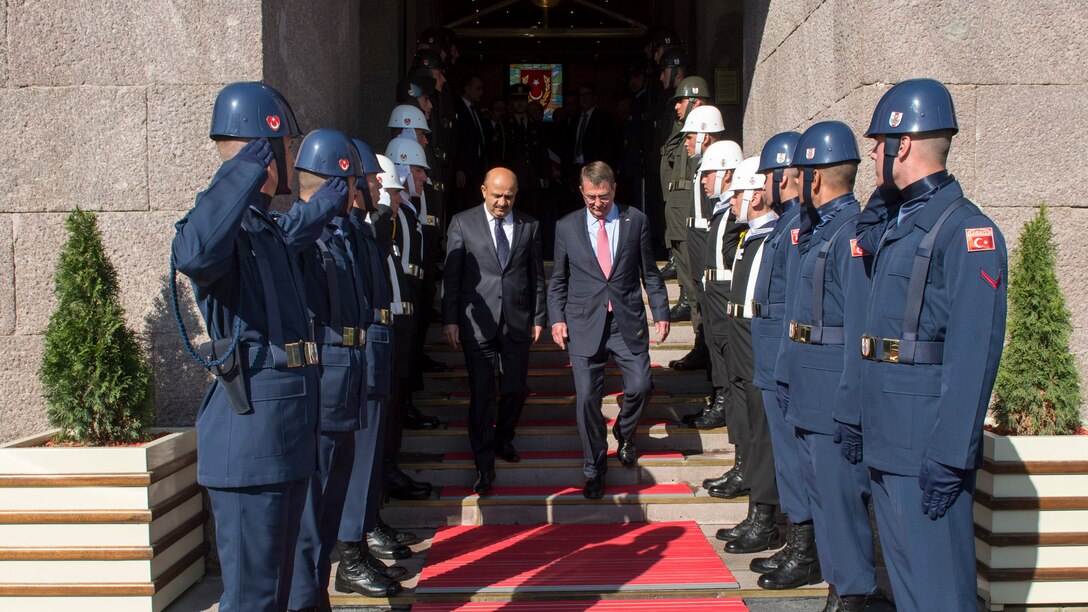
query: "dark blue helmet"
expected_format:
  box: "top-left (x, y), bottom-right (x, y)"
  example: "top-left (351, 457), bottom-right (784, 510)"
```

top-left (294, 129), bottom-right (361, 178)
top-left (352, 139), bottom-right (381, 175)
top-left (658, 46), bottom-right (688, 70)
top-left (865, 78), bottom-right (958, 137)
top-left (795, 121), bottom-right (860, 167)
top-left (757, 131), bottom-right (802, 173)
top-left (209, 82), bottom-right (301, 139)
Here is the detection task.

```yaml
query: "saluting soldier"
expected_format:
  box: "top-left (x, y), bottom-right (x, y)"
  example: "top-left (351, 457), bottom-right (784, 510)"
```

top-left (171, 82), bottom-right (340, 612)
top-left (855, 79), bottom-right (1007, 612)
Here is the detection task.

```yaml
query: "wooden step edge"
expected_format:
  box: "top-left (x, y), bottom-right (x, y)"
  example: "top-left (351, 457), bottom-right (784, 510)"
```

top-left (330, 586), bottom-right (826, 606)
top-left (0, 512), bottom-right (205, 560)
top-left (974, 523), bottom-right (1088, 547)
top-left (982, 458), bottom-right (1088, 475)
top-left (974, 490), bottom-right (1088, 511)
top-left (0, 545), bottom-right (204, 596)
top-left (0, 450), bottom-right (198, 488)
top-left (0, 483), bottom-right (202, 524)
top-left (976, 560), bottom-right (1088, 582)
top-left (404, 425), bottom-right (728, 437)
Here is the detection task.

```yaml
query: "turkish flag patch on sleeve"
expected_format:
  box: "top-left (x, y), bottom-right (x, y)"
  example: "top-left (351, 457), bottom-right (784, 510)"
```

top-left (791, 228), bottom-right (800, 245)
top-left (966, 227), bottom-right (995, 252)
top-left (850, 239), bottom-right (867, 257)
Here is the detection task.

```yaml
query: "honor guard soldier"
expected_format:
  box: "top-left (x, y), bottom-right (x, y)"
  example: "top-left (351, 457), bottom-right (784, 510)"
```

top-left (171, 82), bottom-right (340, 612)
top-left (660, 74), bottom-right (707, 321)
top-left (779, 121), bottom-right (878, 611)
top-left (688, 140), bottom-right (743, 434)
top-left (413, 48), bottom-right (457, 216)
top-left (286, 129), bottom-right (373, 610)
top-left (336, 140), bottom-right (414, 597)
top-left (501, 83), bottom-right (552, 245)
top-left (748, 132), bottom-right (822, 589)
top-left (655, 46), bottom-right (690, 284)
top-left (717, 156), bottom-right (783, 557)
top-left (381, 138), bottom-right (437, 499)
top-left (396, 73), bottom-right (435, 121)
top-left (856, 79), bottom-right (1007, 612)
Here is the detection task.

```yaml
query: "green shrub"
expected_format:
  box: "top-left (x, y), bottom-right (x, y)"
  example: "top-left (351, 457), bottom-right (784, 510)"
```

top-left (992, 205), bottom-right (1083, 435)
top-left (38, 209), bottom-right (154, 445)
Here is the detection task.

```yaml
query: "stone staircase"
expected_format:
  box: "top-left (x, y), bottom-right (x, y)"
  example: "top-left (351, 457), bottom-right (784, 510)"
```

top-left (326, 266), bottom-right (830, 609)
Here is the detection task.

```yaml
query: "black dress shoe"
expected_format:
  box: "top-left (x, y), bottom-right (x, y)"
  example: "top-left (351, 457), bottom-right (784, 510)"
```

top-left (473, 469), bottom-right (496, 495)
top-left (367, 525), bottom-right (413, 560)
top-left (362, 549), bottom-right (410, 582)
top-left (612, 425), bottom-right (638, 467)
top-left (384, 463), bottom-right (432, 500)
top-left (583, 475), bottom-right (605, 499)
top-left (833, 594), bottom-right (868, 612)
top-left (375, 518), bottom-right (421, 547)
top-left (820, 591), bottom-right (840, 612)
top-left (420, 354), bottom-right (448, 372)
top-left (725, 503), bottom-right (782, 554)
top-left (715, 500), bottom-right (756, 541)
top-left (403, 403), bottom-right (441, 430)
top-left (498, 441), bottom-right (521, 463)
top-left (334, 540), bottom-right (402, 597)
top-left (757, 522), bottom-right (822, 590)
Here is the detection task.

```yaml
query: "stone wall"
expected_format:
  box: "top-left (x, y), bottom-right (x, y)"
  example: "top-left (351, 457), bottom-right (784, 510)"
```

top-left (741, 0), bottom-right (1088, 421)
top-left (0, 1), bottom-right (384, 443)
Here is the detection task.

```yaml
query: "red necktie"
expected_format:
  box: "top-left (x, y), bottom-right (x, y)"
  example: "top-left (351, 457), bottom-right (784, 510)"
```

top-left (597, 218), bottom-right (612, 311)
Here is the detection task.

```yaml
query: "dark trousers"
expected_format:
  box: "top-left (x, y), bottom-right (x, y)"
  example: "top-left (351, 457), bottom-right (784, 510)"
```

top-left (669, 237), bottom-right (701, 332)
top-left (761, 385), bottom-right (811, 522)
top-left (686, 227), bottom-right (709, 332)
top-left (570, 312), bottom-right (653, 478)
top-left (208, 478), bottom-right (308, 612)
top-left (411, 280), bottom-right (437, 391)
top-left (702, 280), bottom-right (731, 388)
top-left (463, 328), bottom-right (530, 472)
top-left (339, 396), bottom-right (388, 543)
top-left (741, 380), bottom-right (778, 505)
top-left (289, 431), bottom-right (355, 609)
top-left (797, 428), bottom-right (876, 596)
top-left (384, 314), bottom-right (416, 460)
top-left (871, 468), bottom-right (977, 612)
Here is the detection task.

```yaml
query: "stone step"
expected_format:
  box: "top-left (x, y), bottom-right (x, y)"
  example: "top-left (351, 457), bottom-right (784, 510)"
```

top-left (424, 341), bottom-right (696, 367)
top-left (399, 419), bottom-right (730, 454)
top-left (381, 483), bottom-right (749, 527)
top-left (400, 450), bottom-right (734, 487)
top-left (423, 364), bottom-right (710, 394)
top-left (411, 391), bottom-right (711, 422)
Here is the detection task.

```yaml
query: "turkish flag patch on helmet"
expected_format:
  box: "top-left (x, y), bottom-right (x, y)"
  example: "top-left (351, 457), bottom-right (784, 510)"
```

top-left (966, 227), bottom-right (995, 252)
top-left (266, 115), bottom-right (281, 131)
top-left (791, 228), bottom-right (799, 245)
top-left (339, 159), bottom-right (350, 172)
top-left (850, 239), bottom-right (867, 257)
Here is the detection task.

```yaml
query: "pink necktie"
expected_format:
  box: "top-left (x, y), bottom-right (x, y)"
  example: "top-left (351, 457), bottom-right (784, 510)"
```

top-left (597, 218), bottom-right (612, 311)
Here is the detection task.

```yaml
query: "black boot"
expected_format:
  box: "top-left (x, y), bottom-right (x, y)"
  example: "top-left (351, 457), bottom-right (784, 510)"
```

top-left (383, 462), bottom-right (431, 500)
top-left (708, 454), bottom-right (749, 499)
top-left (660, 254), bottom-right (677, 280)
top-left (669, 329), bottom-right (707, 370)
top-left (833, 594), bottom-right (868, 612)
top-left (703, 450), bottom-right (742, 489)
top-left (725, 503), bottom-right (782, 553)
top-left (376, 518), bottom-right (421, 546)
top-left (751, 521), bottom-right (799, 573)
top-left (715, 499), bottom-right (756, 541)
top-left (367, 523), bottom-right (412, 560)
top-left (820, 588), bottom-right (840, 612)
top-left (334, 540), bottom-right (401, 596)
top-left (668, 289), bottom-right (691, 322)
top-left (757, 521), bottom-right (822, 590)
top-left (690, 388), bottom-right (727, 429)
top-left (403, 402), bottom-right (441, 430)
top-left (683, 388), bottom-right (725, 426)
top-left (362, 548), bottom-right (410, 582)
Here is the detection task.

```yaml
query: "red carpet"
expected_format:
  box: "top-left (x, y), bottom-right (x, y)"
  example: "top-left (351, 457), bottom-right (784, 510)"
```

top-left (442, 450), bottom-right (686, 462)
top-left (439, 483), bottom-right (694, 500)
top-left (413, 599), bottom-right (749, 611)
top-left (415, 521), bottom-right (738, 593)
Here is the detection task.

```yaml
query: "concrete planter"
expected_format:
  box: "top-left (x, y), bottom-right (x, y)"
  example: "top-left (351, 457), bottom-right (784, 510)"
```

top-left (974, 430), bottom-right (1088, 610)
top-left (0, 428), bottom-right (204, 612)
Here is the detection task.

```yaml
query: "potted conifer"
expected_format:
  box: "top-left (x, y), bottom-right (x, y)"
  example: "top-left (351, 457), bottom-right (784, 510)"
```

top-left (0, 209), bottom-right (203, 612)
top-left (975, 206), bottom-right (1088, 610)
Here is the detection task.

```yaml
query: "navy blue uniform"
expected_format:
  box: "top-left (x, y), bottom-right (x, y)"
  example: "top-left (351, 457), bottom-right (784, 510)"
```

top-left (288, 214), bottom-right (370, 610)
top-left (172, 157), bottom-right (337, 612)
top-left (751, 199), bottom-right (810, 523)
top-left (340, 207), bottom-right (397, 543)
top-left (781, 194), bottom-right (876, 598)
top-left (855, 174), bottom-right (1007, 611)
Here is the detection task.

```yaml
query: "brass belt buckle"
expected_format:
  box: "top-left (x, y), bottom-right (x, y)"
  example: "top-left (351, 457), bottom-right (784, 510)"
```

top-left (751, 302), bottom-right (762, 318)
top-left (376, 309), bottom-right (392, 325)
top-left (285, 341), bottom-right (305, 368)
top-left (342, 327), bottom-right (356, 347)
top-left (882, 338), bottom-right (900, 363)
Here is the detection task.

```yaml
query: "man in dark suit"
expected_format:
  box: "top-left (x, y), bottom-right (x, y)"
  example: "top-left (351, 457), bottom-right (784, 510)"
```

top-left (547, 162), bottom-right (670, 499)
top-left (452, 73), bottom-right (488, 214)
top-left (442, 167), bottom-right (547, 495)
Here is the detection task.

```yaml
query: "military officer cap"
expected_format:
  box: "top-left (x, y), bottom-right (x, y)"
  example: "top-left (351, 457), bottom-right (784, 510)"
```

top-left (508, 83), bottom-right (531, 99)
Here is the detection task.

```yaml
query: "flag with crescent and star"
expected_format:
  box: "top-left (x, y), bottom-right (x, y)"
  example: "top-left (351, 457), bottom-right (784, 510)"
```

top-left (509, 63), bottom-right (563, 121)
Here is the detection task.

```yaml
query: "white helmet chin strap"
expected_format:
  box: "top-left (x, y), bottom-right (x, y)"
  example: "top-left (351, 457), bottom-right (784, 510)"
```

top-left (395, 163), bottom-right (419, 198)
top-left (738, 191), bottom-right (754, 224)
top-left (397, 128), bottom-right (417, 141)
top-left (709, 170), bottom-right (727, 199)
top-left (378, 189), bottom-right (391, 207)
top-left (693, 133), bottom-right (707, 157)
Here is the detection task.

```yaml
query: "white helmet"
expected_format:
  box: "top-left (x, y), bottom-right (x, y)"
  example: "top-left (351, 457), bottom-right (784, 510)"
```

top-left (727, 156), bottom-right (767, 224)
top-left (385, 138), bottom-right (430, 170)
top-left (698, 140), bottom-right (744, 173)
top-left (375, 154), bottom-right (404, 190)
top-left (388, 104), bottom-right (431, 133)
top-left (681, 105), bottom-right (725, 134)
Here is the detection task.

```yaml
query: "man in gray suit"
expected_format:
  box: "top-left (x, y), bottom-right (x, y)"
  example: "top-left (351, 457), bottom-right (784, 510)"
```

top-left (442, 167), bottom-right (547, 494)
top-left (547, 162), bottom-right (671, 499)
